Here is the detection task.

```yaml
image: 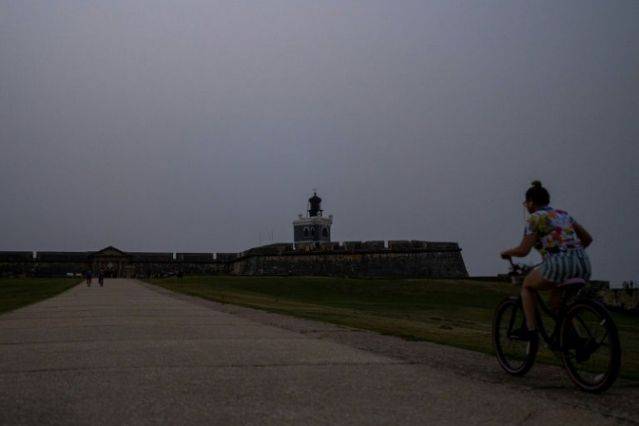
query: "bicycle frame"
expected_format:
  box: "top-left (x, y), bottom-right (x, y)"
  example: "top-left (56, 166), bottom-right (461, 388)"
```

top-left (534, 293), bottom-right (561, 347)
top-left (519, 282), bottom-right (584, 348)
top-left (506, 259), bottom-right (584, 347)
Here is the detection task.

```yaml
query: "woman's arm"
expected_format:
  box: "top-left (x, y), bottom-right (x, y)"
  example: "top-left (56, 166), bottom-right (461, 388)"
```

top-left (501, 234), bottom-right (537, 259)
top-left (574, 222), bottom-right (593, 248)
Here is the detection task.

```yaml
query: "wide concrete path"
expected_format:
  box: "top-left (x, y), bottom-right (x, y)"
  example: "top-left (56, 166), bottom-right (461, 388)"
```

top-left (0, 279), bottom-right (624, 425)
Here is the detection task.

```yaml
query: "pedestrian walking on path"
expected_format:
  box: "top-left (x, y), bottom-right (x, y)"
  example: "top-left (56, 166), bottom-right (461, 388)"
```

top-left (85, 270), bottom-right (93, 287)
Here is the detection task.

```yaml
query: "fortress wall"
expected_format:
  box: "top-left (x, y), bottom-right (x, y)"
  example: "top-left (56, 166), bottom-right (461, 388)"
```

top-left (128, 252), bottom-right (173, 263)
top-left (230, 248), bottom-right (468, 278)
top-left (424, 242), bottom-right (460, 250)
top-left (0, 259), bottom-right (35, 277)
top-left (0, 252), bottom-right (34, 276)
top-left (216, 253), bottom-right (239, 262)
top-left (2, 241), bottom-right (467, 279)
top-left (176, 253), bottom-right (213, 263)
top-left (0, 251), bottom-right (33, 262)
top-left (32, 262), bottom-right (87, 277)
top-left (177, 262), bottom-right (227, 275)
top-left (36, 252), bottom-right (89, 262)
top-left (387, 240), bottom-right (412, 250)
top-left (343, 241), bottom-right (363, 250)
top-left (241, 244), bottom-right (295, 257)
top-left (362, 241), bottom-right (385, 250)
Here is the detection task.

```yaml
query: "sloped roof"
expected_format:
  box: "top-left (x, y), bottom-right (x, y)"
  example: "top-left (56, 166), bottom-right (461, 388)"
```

top-left (91, 246), bottom-right (130, 258)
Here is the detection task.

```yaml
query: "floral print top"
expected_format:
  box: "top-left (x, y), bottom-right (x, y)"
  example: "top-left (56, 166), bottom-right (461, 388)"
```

top-left (524, 207), bottom-right (583, 259)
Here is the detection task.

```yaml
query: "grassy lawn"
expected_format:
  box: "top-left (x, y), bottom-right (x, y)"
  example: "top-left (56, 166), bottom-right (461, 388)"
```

top-left (148, 275), bottom-right (639, 380)
top-left (0, 277), bottom-right (79, 315)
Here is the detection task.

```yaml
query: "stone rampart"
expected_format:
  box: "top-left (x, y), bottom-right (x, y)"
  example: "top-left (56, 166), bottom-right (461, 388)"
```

top-left (1, 241), bottom-right (467, 279)
top-left (362, 241), bottom-right (385, 250)
top-left (176, 253), bottom-right (213, 263)
top-left (0, 252), bottom-right (35, 277)
top-left (32, 262), bottom-right (87, 277)
top-left (343, 241), bottom-right (363, 250)
top-left (177, 262), bottom-right (227, 275)
top-left (128, 252), bottom-right (173, 263)
top-left (230, 241), bottom-right (467, 278)
top-left (36, 252), bottom-right (90, 262)
top-left (0, 251), bottom-right (33, 262)
top-left (216, 253), bottom-right (239, 262)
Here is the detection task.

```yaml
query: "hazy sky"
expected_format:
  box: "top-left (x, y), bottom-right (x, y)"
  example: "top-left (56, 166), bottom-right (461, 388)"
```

top-left (1, 1), bottom-right (638, 284)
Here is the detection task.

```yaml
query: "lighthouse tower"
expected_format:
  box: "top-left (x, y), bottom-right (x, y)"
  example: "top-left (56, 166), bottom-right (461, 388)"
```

top-left (293, 192), bottom-right (333, 245)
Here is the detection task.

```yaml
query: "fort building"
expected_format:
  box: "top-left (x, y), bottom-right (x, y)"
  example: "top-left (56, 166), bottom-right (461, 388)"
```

top-left (0, 193), bottom-right (468, 279)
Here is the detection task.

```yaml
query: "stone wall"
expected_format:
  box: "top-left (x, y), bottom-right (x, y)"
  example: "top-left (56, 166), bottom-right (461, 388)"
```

top-left (129, 252), bottom-right (173, 263)
top-left (32, 262), bottom-right (87, 277)
top-left (0, 242), bottom-right (468, 279)
top-left (0, 252), bottom-right (34, 277)
top-left (176, 253), bottom-right (214, 262)
top-left (0, 250), bottom-right (230, 278)
top-left (230, 241), bottom-right (468, 278)
top-left (37, 252), bottom-right (89, 262)
top-left (0, 251), bottom-right (33, 262)
top-left (128, 262), bottom-right (225, 278)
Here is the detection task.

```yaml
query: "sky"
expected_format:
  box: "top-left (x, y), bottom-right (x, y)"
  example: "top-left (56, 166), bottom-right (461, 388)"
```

top-left (1, 1), bottom-right (638, 284)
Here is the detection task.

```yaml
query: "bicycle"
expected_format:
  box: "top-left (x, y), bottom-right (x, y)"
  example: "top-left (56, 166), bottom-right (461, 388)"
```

top-left (492, 259), bottom-right (621, 393)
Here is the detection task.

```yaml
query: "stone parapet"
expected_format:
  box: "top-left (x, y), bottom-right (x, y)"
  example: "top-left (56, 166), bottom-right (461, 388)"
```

top-left (342, 241), bottom-right (363, 250)
top-left (215, 253), bottom-right (239, 262)
top-left (230, 250), bottom-right (468, 278)
top-left (176, 253), bottom-right (214, 263)
top-left (1, 241), bottom-right (467, 279)
top-left (128, 252), bottom-right (173, 263)
top-left (36, 252), bottom-right (90, 262)
top-left (0, 251), bottom-right (33, 262)
top-left (239, 240), bottom-right (461, 258)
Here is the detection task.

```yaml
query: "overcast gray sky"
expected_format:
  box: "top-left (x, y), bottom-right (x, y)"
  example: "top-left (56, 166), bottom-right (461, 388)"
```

top-left (1, 1), bottom-right (637, 284)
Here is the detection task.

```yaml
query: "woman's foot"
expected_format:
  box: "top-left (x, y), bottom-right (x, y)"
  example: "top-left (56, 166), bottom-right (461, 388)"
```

top-left (510, 326), bottom-right (538, 341)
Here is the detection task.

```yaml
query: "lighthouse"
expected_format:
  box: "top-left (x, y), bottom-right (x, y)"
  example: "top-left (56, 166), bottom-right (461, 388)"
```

top-left (293, 192), bottom-right (333, 245)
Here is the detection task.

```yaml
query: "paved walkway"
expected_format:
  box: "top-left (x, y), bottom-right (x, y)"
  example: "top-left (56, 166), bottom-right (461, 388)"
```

top-left (0, 279), bottom-right (627, 425)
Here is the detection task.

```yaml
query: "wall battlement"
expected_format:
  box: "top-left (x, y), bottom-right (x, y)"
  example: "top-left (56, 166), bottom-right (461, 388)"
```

top-left (0, 251), bottom-right (33, 262)
top-left (232, 240), bottom-right (467, 278)
top-left (36, 252), bottom-right (90, 262)
top-left (238, 240), bottom-right (461, 258)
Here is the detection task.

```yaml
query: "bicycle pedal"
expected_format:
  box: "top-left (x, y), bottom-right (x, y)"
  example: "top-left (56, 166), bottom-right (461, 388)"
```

top-left (546, 342), bottom-right (561, 352)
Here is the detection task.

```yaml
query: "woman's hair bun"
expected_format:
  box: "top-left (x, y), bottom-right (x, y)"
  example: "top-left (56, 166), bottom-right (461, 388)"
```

top-left (526, 180), bottom-right (550, 205)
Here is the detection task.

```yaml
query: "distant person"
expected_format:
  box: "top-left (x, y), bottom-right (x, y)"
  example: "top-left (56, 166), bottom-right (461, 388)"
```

top-left (98, 270), bottom-right (104, 287)
top-left (500, 181), bottom-right (593, 341)
top-left (85, 270), bottom-right (93, 287)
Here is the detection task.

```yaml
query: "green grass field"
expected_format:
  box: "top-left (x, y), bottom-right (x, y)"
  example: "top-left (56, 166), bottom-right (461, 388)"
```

top-left (148, 275), bottom-right (639, 380)
top-left (0, 277), bottom-right (79, 315)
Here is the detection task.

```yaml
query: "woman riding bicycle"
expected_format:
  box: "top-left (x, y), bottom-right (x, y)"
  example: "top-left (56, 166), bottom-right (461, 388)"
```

top-left (500, 181), bottom-right (593, 340)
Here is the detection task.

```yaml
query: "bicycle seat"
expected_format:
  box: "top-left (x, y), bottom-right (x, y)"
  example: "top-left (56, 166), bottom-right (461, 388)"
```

top-left (557, 277), bottom-right (586, 288)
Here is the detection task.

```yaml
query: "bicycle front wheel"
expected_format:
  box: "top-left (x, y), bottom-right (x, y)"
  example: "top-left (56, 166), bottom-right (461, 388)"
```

top-left (493, 297), bottom-right (538, 376)
top-left (560, 301), bottom-right (621, 393)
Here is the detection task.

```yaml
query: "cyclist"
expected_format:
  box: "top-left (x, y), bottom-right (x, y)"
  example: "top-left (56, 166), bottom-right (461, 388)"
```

top-left (500, 181), bottom-right (593, 340)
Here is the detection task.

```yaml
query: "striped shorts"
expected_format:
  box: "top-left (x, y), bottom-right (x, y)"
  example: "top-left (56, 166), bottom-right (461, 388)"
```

top-left (540, 249), bottom-right (592, 284)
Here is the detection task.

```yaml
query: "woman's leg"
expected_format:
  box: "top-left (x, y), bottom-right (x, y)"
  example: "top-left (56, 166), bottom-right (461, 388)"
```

top-left (548, 288), bottom-right (562, 313)
top-left (521, 268), bottom-right (556, 330)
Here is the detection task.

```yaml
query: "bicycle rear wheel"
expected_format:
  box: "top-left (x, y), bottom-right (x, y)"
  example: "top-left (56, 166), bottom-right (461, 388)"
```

top-left (493, 297), bottom-right (538, 376)
top-left (560, 301), bottom-right (621, 393)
